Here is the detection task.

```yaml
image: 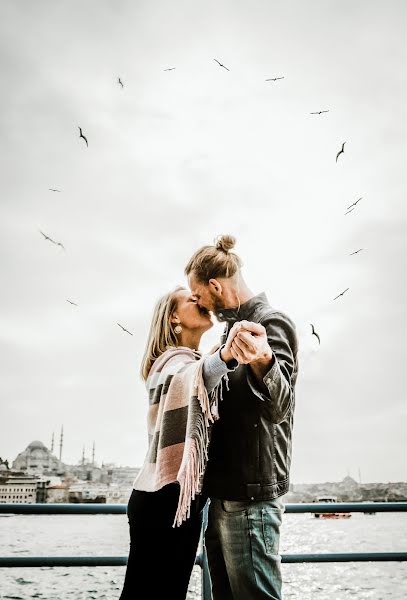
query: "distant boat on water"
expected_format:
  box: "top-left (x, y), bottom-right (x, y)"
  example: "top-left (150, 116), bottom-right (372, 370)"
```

top-left (313, 495), bottom-right (352, 519)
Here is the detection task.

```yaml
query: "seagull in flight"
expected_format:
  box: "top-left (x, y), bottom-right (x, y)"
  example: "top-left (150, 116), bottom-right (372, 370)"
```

top-left (163, 67), bottom-right (176, 71)
top-left (66, 299), bottom-right (78, 306)
top-left (310, 324), bottom-right (321, 345)
top-left (265, 76), bottom-right (284, 81)
top-left (347, 197), bottom-right (362, 210)
top-left (118, 77), bottom-right (124, 88)
top-left (214, 59), bottom-right (230, 71)
top-left (49, 188), bottom-right (62, 192)
top-left (336, 142), bottom-right (346, 162)
top-left (350, 249), bottom-right (364, 256)
top-left (310, 110), bottom-right (329, 115)
top-left (117, 323), bottom-right (133, 336)
top-left (78, 127), bottom-right (88, 147)
top-left (333, 287), bottom-right (350, 300)
top-left (39, 230), bottom-right (65, 251)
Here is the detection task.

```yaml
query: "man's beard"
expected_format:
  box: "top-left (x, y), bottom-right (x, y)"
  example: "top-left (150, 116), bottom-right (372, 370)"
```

top-left (213, 299), bottom-right (226, 321)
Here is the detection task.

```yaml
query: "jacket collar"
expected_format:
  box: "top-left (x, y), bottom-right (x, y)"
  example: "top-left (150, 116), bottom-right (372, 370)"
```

top-left (215, 292), bottom-right (270, 323)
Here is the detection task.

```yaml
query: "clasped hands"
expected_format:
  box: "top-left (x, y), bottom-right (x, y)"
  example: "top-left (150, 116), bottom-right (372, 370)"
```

top-left (220, 320), bottom-right (273, 366)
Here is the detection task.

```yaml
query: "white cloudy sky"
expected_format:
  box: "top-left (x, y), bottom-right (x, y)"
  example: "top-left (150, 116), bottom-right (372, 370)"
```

top-left (1, 0), bottom-right (406, 484)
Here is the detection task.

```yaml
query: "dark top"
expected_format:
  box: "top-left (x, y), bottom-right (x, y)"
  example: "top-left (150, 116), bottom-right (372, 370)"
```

top-left (202, 292), bottom-right (299, 501)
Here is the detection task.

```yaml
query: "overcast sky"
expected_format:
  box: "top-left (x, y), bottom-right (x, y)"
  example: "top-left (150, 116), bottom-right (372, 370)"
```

top-left (1, 0), bottom-right (406, 484)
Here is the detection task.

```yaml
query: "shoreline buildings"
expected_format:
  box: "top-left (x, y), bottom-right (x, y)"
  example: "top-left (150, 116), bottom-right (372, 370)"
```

top-left (0, 430), bottom-right (139, 504)
top-left (2, 434), bottom-right (406, 504)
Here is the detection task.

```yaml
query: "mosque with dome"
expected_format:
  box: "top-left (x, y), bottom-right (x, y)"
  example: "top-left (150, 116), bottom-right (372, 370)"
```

top-left (12, 429), bottom-right (66, 475)
top-left (12, 440), bottom-right (63, 475)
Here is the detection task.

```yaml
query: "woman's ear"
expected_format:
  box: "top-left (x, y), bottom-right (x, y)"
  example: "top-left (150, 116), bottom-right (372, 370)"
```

top-left (171, 312), bottom-right (180, 324)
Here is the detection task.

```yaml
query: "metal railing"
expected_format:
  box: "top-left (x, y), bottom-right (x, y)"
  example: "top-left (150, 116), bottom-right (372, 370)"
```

top-left (1, 501), bottom-right (406, 600)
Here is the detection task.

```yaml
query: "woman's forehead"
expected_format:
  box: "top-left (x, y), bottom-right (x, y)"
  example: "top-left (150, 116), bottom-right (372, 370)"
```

top-left (176, 288), bottom-right (191, 301)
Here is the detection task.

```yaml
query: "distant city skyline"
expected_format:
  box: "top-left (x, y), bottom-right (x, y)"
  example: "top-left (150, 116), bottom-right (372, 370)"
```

top-left (1, 1), bottom-right (406, 485)
top-left (1, 435), bottom-right (404, 485)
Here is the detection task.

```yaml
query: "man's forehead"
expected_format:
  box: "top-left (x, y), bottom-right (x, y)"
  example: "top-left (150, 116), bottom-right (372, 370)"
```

top-left (189, 276), bottom-right (203, 291)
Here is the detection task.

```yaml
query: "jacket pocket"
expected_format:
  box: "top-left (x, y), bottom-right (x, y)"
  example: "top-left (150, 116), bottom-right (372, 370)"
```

top-left (221, 499), bottom-right (250, 514)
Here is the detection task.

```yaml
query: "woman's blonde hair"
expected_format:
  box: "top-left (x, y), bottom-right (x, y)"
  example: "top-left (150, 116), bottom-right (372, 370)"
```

top-left (184, 234), bottom-right (243, 282)
top-left (140, 286), bottom-right (185, 381)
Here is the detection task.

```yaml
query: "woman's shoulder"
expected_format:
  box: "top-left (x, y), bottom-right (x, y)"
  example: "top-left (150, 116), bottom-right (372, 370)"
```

top-left (149, 346), bottom-right (201, 376)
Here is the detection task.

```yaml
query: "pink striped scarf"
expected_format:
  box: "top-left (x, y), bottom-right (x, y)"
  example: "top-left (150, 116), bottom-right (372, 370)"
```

top-left (132, 346), bottom-right (226, 527)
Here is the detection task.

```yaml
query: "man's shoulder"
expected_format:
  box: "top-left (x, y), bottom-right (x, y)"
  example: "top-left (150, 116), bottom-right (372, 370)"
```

top-left (256, 305), bottom-right (297, 329)
top-left (256, 307), bottom-right (298, 353)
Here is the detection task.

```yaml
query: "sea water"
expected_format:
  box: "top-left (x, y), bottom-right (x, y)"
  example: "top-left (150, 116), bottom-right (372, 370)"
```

top-left (0, 510), bottom-right (406, 599)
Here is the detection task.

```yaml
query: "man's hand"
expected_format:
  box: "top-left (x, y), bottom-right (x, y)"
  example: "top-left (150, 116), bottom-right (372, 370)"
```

top-left (220, 322), bottom-right (245, 364)
top-left (230, 320), bottom-right (273, 366)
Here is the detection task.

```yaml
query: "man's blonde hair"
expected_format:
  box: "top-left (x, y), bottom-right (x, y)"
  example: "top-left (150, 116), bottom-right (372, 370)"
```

top-left (184, 235), bottom-right (243, 282)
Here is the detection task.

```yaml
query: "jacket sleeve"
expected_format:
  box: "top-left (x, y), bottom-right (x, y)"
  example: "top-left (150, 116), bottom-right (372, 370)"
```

top-left (246, 310), bottom-right (299, 424)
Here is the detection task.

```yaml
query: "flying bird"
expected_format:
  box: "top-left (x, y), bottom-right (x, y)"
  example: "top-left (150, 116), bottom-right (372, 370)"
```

top-left (118, 77), bottom-right (124, 88)
top-left (336, 142), bottom-right (346, 162)
top-left (350, 249), bottom-right (364, 256)
top-left (66, 299), bottom-right (78, 306)
top-left (345, 207), bottom-right (355, 215)
top-left (310, 324), bottom-right (320, 345)
top-left (163, 67), bottom-right (176, 71)
top-left (39, 230), bottom-right (65, 251)
top-left (347, 197), bottom-right (362, 210)
top-left (310, 110), bottom-right (329, 115)
top-left (117, 323), bottom-right (133, 336)
top-left (214, 59), bottom-right (230, 71)
top-left (333, 287), bottom-right (350, 300)
top-left (265, 76), bottom-right (284, 81)
top-left (49, 188), bottom-right (62, 192)
top-left (78, 127), bottom-right (88, 147)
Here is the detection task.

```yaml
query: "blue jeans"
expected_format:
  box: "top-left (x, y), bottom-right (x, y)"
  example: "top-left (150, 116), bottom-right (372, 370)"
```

top-left (205, 496), bottom-right (285, 600)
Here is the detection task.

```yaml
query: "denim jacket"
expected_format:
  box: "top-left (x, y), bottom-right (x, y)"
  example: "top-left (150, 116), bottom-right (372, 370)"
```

top-left (202, 292), bottom-right (299, 501)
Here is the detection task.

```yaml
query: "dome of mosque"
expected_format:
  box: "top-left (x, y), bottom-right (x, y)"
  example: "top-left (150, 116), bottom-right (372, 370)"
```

top-left (27, 440), bottom-right (47, 450)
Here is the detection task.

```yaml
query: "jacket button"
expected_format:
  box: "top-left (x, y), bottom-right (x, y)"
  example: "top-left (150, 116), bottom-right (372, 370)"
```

top-left (250, 496), bottom-right (255, 501)
top-left (254, 423), bottom-right (258, 428)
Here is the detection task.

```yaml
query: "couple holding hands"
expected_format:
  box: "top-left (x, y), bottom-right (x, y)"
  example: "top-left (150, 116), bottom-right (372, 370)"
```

top-left (119, 235), bottom-right (299, 600)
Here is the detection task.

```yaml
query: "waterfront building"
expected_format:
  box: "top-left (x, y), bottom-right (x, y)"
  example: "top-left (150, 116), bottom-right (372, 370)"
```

top-left (0, 474), bottom-right (48, 504)
top-left (68, 482), bottom-right (109, 503)
top-left (46, 484), bottom-right (69, 503)
top-left (106, 484), bottom-right (132, 504)
top-left (12, 440), bottom-right (64, 475)
top-left (107, 465), bottom-right (140, 486)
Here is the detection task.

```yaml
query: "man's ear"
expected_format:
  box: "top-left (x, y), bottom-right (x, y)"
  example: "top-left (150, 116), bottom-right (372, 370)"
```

top-left (208, 278), bottom-right (223, 296)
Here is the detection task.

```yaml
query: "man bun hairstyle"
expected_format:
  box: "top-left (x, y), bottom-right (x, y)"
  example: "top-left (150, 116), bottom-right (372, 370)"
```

top-left (214, 234), bottom-right (236, 253)
top-left (184, 234), bottom-right (243, 282)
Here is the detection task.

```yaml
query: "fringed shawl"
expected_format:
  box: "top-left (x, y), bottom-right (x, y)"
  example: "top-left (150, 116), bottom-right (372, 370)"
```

top-left (132, 346), bottom-right (227, 527)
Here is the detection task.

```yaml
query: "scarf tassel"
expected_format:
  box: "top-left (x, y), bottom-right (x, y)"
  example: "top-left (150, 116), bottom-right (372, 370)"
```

top-left (173, 362), bottom-right (227, 527)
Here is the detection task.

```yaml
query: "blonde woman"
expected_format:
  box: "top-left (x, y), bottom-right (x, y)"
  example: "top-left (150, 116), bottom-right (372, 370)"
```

top-left (119, 286), bottom-right (240, 600)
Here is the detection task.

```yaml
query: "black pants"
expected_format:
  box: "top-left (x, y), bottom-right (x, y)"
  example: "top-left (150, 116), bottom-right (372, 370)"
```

top-left (119, 483), bottom-right (207, 600)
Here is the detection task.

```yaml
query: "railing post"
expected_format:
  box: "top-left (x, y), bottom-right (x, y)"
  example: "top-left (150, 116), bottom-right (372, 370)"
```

top-left (201, 502), bottom-right (212, 600)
